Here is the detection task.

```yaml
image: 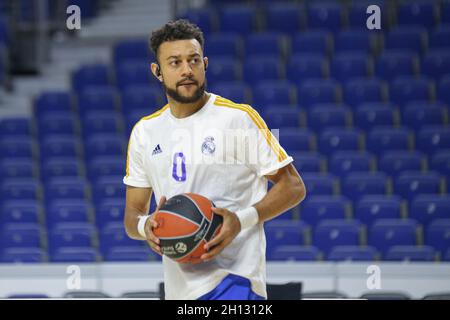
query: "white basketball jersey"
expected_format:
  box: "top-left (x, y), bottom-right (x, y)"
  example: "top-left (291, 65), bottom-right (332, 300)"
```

top-left (123, 93), bottom-right (293, 300)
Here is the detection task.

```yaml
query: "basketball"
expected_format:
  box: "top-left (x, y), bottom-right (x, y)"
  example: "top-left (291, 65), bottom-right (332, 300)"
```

top-left (152, 193), bottom-right (223, 264)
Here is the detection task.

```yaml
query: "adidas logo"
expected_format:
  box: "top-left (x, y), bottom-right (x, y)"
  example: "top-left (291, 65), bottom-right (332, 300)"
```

top-left (152, 144), bottom-right (162, 155)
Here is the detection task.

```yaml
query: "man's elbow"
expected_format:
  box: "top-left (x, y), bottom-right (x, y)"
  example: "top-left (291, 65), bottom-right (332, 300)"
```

top-left (292, 176), bottom-right (306, 204)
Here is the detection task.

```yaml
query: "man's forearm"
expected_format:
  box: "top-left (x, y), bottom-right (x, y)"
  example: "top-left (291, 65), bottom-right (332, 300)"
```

top-left (124, 208), bottom-right (148, 240)
top-left (253, 173), bottom-right (306, 223)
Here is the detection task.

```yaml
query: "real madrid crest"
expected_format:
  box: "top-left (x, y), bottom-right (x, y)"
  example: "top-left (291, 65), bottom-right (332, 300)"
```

top-left (201, 136), bottom-right (216, 155)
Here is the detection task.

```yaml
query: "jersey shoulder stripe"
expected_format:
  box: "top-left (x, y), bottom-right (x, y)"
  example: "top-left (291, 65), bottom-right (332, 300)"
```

top-left (125, 103), bottom-right (169, 178)
top-left (213, 96), bottom-right (287, 162)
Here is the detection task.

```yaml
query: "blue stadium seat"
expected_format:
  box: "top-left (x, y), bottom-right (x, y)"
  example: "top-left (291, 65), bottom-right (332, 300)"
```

top-left (1, 248), bottom-right (46, 263)
top-left (417, 126), bottom-right (450, 154)
top-left (48, 222), bottom-right (95, 253)
top-left (95, 198), bottom-right (125, 227)
top-left (298, 79), bottom-right (339, 108)
top-left (88, 156), bottom-right (124, 181)
top-left (402, 102), bottom-right (447, 130)
top-left (113, 39), bottom-right (151, 66)
top-left (379, 151), bottom-right (423, 176)
top-left (385, 245), bottom-right (435, 262)
top-left (100, 222), bottom-right (141, 256)
top-left (219, 5), bottom-right (256, 35)
top-left (395, 171), bottom-right (441, 200)
top-left (277, 128), bottom-right (313, 152)
top-left (445, 248), bottom-right (450, 261)
top-left (327, 245), bottom-right (378, 261)
top-left (207, 57), bottom-right (241, 85)
top-left (0, 178), bottom-right (39, 201)
top-left (430, 150), bottom-right (450, 176)
top-left (82, 111), bottom-right (123, 137)
top-left (121, 86), bottom-right (162, 114)
top-left (92, 176), bottom-right (125, 204)
top-left (243, 56), bottom-right (282, 85)
top-left (396, 1), bottom-right (436, 29)
top-left (342, 172), bottom-right (388, 201)
top-left (301, 173), bottom-right (336, 196)
top-left (0, 158), bottom-right (35, 179)
top-left (367, 127), bottom-right (411, 155)
top-left (115, 60), bottom-right (155, 91)
top-left (0, 200), bottom-right (41, 224)
top-left (265, 220), bottom-right (308, 258)
top-left (269, 245), bottom-right (320, 261)
top-left (0, 118), bottom-right (31, 136)
top-left (77, 86), bottom-right (119, 116)
top-left (291, 31), bottom-right (331, 56)
top-left (389, 76), bottom-right (431, 106)
top-left (0, 223), bottom-right (42, 249)
top-left (429, 25), bottom-right (450, 49)
top-left (264, 3), bottom-right (302, 34)
top-left (264, 108), bottom-right (300, 129)
top-left (410, 195), bottom-right (450, 226)
top-left (384, 26), bottom-right (426, 52)
top-left (37, 112), bottom-right (77, 137)
top-left (44, 177), bottom-right (88, 203)
top-left (300, 196), bottom-right (348, 226)
top-left (0, 136), bottom-right (34, 159)
top-left (422, 49), bottom-right (450, 79)
top-left (50, 247), bottom-right (98, 263)
top-left (245, 32), bottom-right (284, 59)
top-left (425, 219), bottom-right (450, 255)
top-left (286, 54), bottom-right (326, 82)
top-left (354, 104), bottom-right (395, 130)
top-left (181, 8), bottom-right (216, 34)
top-left (318, 128), bottom-right (361, 155)
top-left (253, 81), bottom-right (293, 108)
top-left (84, 134), bottom-right (126, 160)
top-left (329, 151), bottom-right (373, 176)
top-left (355, 195), bottom-right (402, 226)
top-left (443, 3), bottom-right (450, 24)
top-left (313, 219), bottom-right (361, 254)
top-left (369, 219), bottom-right (418, 254)
top-left (205, 33), bottom-right (242, 58)
top-left (103, 246), bottom-right (156, 262)
top-left (40, 135), bottom-right (80, 159)
top-left (34, 91), bottom-right (73, 116)
top-left (308, 105), bottom-right (350, 132)
top-left (46, 199), bottom-right (91, 227)
top-left (41, 157), bottom-right (81, 181)
top-left (344, 79), bottom-right (384, 108)
top-left (375, 50), bottom-right (416, 81)
top-left (210, 81), bottom-right (250, 104)
top-left (290, 152), bottom-right (323, 173)
top-left (307, 3), bottom-right (342, 31)
top-left (334, 29), bottom-right (373, 54)
top-left (72, 64), bottom-right (111, 93)
top-left (330, 53), bottom-right (371, 82)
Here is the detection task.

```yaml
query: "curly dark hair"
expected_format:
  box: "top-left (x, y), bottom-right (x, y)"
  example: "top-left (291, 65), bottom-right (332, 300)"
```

top-left (149, 19), bottom-right (204, 61)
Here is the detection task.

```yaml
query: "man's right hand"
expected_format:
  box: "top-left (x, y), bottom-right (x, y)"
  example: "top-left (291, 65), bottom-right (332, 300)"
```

top-left (144, 196), bottom-right (167, 255)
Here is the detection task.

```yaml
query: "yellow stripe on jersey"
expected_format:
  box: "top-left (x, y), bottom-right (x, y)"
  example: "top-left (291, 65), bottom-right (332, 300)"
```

top-left (214, 97), bottom-right (287, 162)
top-left (125, 104), bottom-right (170, 178)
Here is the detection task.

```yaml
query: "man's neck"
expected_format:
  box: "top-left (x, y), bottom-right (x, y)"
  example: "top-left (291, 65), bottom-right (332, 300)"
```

top-left (168, 92), bottom-right (211, 119)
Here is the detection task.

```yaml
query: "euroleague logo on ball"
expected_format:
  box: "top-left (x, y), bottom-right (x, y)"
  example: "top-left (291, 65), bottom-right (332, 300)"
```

top-left (175, 242), bottom-right (187, 254)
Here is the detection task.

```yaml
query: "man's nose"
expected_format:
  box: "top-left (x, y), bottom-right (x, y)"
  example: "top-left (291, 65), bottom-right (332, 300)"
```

top-left (180, 61), bottom-right (194, 77)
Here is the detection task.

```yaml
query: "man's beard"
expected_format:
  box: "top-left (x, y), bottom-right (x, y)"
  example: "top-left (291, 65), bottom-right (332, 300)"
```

top-left (163, 80), bottom-right (207, 104)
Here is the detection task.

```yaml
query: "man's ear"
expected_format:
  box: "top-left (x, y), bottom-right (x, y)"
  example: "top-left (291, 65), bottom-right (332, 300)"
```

top-left (203, 57), bottom-right (208, 71)
top-left (151, 62), bottom-right (163, 81)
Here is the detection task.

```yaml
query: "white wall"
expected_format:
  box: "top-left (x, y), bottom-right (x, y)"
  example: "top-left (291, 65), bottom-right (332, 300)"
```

top-left (1, 262), bottom-right (449, 299)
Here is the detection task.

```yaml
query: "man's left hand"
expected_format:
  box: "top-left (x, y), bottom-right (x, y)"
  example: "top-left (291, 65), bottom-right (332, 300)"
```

top-left (201, 207), bottom-right (241, 261)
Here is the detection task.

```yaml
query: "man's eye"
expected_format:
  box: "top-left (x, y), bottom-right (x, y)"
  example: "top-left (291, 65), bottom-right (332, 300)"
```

top-left (170, 61), bottom-right (179, 66)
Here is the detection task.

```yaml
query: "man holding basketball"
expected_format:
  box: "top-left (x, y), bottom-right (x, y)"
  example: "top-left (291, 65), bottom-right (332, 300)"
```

top-left (123, 20), bottom-right (306, 300)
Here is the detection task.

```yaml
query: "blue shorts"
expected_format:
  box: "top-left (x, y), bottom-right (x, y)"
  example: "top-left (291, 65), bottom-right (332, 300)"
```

top-left (197, 274), bottom-right (266, 300)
